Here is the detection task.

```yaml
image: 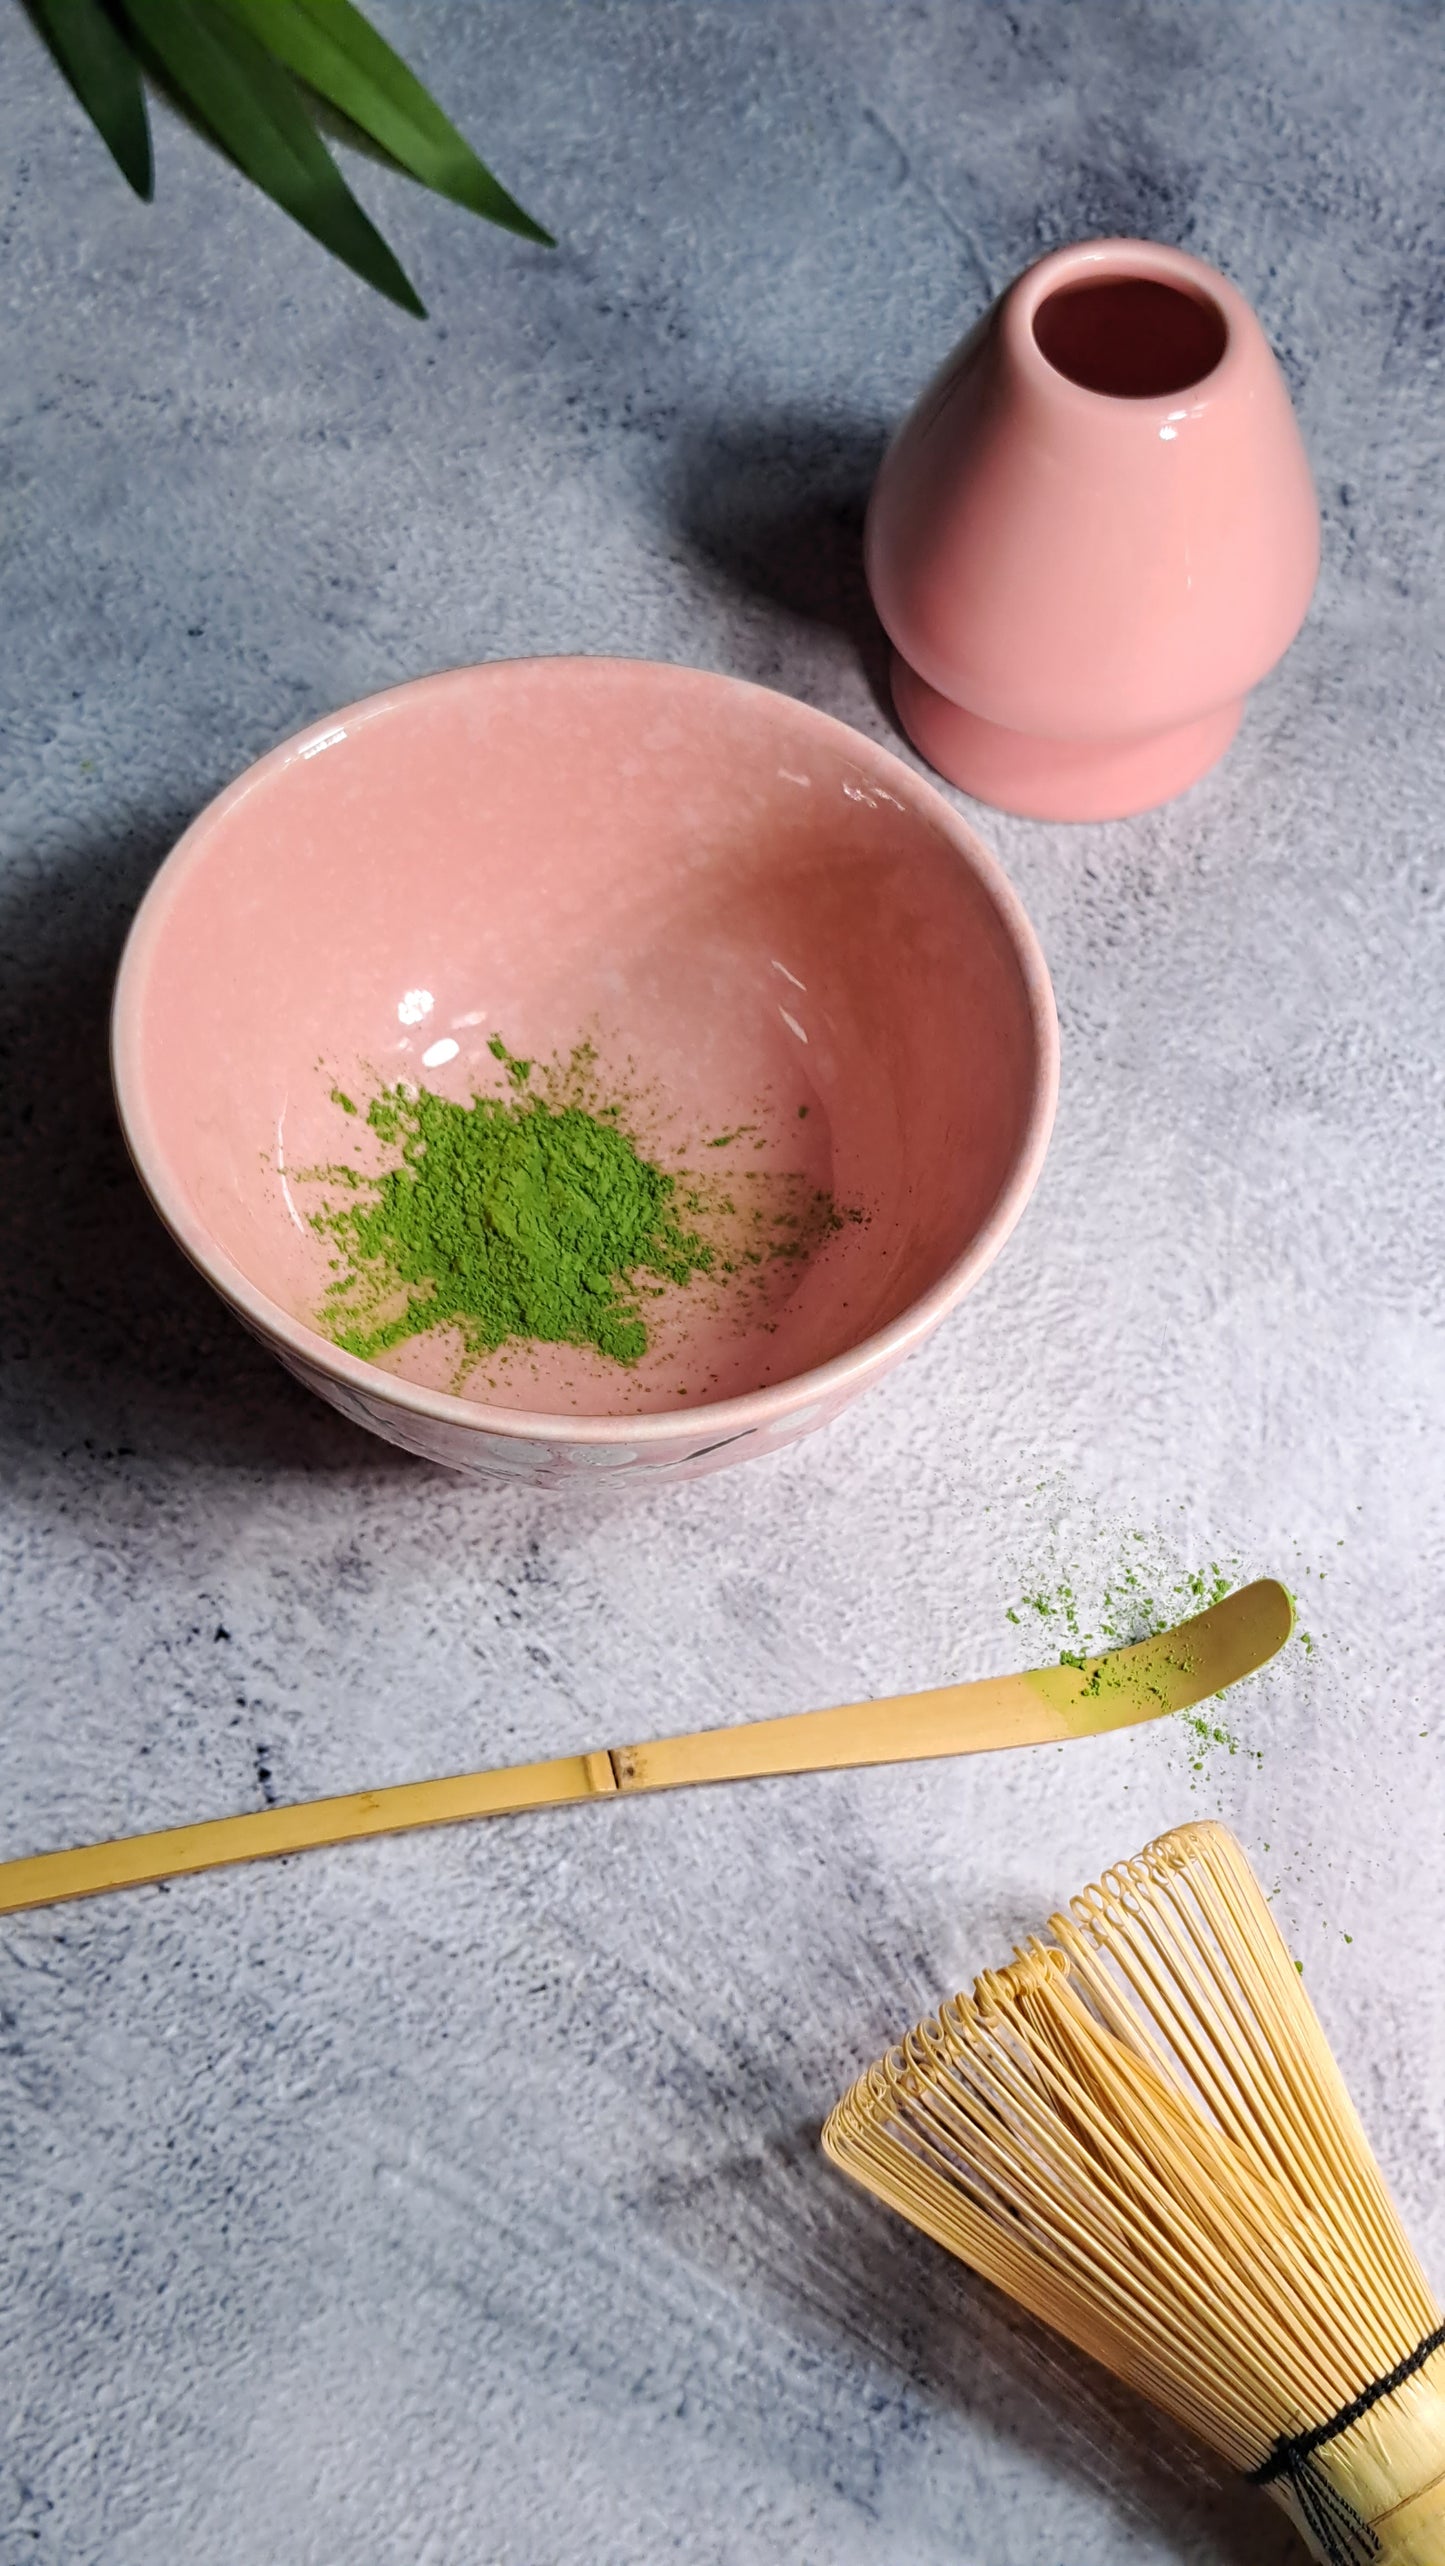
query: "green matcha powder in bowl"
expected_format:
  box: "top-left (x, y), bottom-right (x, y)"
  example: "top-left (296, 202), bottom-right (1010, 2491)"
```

top-left (316, 1042), bottom-right (719, 1371)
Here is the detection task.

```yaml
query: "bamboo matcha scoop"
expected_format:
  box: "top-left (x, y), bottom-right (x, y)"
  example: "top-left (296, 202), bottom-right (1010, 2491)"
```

top-left (0, 1579), bottom-right (1292, 1918)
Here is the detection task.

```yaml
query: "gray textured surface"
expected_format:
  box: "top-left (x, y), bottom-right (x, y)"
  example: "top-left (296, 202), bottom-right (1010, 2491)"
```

top-left (2, 3), bottom-right (1444, 2559)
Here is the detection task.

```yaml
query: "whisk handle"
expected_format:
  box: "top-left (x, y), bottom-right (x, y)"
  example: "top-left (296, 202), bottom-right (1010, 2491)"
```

top-left (1369, 2469), bottom-right (1445, 2564)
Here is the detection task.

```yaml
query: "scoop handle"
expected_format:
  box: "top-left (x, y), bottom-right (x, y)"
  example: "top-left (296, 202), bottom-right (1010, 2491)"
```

top-left (0, 1752), bottom-right (620, 1914)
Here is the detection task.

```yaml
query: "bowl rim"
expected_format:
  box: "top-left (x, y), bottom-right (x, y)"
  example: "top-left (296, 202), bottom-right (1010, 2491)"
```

top-left (111, 653), bottom-right (1059, 1448)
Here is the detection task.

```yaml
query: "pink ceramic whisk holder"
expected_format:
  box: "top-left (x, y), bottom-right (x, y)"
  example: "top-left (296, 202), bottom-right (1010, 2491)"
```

top-left (867, 239), bottom-right (1320, 822)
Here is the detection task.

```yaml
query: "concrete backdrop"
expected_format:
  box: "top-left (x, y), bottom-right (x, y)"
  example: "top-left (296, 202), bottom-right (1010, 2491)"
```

top-left (2, 4), bottom-right (1443, 2559)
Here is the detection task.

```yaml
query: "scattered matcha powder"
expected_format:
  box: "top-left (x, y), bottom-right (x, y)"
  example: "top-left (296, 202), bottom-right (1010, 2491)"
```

top-left (305, 1039), bottom-right (850, 1374)
top-left (1004, 1541), bottom-right (1282, 1774)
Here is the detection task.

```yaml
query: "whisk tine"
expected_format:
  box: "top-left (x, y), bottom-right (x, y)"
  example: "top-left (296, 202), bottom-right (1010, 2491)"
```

top-left (825, 1823), bottom-right (1445, 2565)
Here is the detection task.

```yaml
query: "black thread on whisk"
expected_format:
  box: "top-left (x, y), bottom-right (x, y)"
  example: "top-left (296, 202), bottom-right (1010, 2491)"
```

top-left (1248, 2316), bottom-right (1445, 2564)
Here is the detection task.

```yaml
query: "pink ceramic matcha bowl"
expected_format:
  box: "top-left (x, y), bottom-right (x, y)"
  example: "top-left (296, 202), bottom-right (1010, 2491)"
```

top-left (111, 659), bottom-right (1057, 1487)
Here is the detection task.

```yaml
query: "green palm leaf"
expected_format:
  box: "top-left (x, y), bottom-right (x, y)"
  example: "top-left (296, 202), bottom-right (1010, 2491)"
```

top-left (214, 0), bottom-right (552, 245)
top-left (20, 0), bottom-right (555, 312)
top-left (28, 0), bottom-right (152, 198)
top-left (118, 0), bottom-right (425, 314)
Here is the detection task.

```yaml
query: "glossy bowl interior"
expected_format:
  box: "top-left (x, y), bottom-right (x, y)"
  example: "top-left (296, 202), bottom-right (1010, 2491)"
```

top-left (113, 658), bottom-right (1056, 1482)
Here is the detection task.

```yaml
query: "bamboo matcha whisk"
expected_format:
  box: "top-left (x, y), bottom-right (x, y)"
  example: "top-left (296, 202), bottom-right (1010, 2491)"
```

top-left (824, 1824), bottom-right (1445, 2565)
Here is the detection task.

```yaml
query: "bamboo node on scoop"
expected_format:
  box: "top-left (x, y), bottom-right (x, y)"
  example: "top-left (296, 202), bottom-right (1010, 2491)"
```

top-left (823, 1822), bottom-right (1445, 2566)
